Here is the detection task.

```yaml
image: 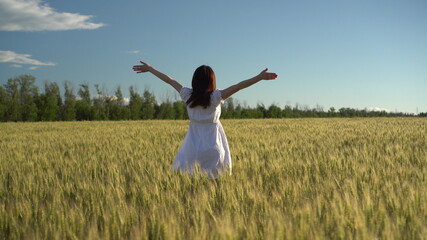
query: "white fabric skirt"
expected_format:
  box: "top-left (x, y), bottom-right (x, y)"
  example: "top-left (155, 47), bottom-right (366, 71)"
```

top-left (172, 121), bottom-right (231, 178)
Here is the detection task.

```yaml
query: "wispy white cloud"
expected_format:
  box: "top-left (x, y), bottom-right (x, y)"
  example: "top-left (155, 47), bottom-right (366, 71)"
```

top-left (123, 97), bottom-right (130, 106)
top-left (28, 66), bottom-right (39, 70)
top-left (368, 107), bottom-right (389, 112)
top-left (114, 96), bottom-right (130, 106)
top-left (125, 50), bottom-right (140, 54)
top-left (0, 50), bottom-right (56, 66)
top-left (10, 63), bottom-right (22, 68)
top-left (0, 0), bottom-right (105, 31)
top-left (93, 94), bottom-right (130, 105)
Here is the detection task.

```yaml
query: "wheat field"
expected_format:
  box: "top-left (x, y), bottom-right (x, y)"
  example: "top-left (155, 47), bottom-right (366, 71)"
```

top-left (0, 118), bottom-right (426, 239)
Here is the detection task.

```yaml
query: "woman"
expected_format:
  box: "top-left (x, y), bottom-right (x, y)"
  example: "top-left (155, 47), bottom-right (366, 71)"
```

top-left (133, 61), bottom-right (278, 178)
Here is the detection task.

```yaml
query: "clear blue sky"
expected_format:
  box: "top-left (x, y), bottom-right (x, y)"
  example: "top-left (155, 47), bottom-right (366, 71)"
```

top-left (1, 0), bottom-right (426, 113)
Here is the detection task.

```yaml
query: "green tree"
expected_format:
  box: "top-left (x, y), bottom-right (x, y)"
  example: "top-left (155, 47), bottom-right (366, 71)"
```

top-left (3, 75), bottom-right (39, 121)
top-left (257, 104), bottom-right (267, 118)
top-left (4, 77), bottom-right (21, 121)
top-left (62, 81), bottom-right (76, 121)
top-left (142, 89), bottom-right (156, 120)
top-left (173, 101), bottom-right (187, 119)
top-left (292, 104), bottom-right (302, 118)
top-left (92, 84), bottom-right (108, 120)
top-left (4, 75), bottom-right (38, 121)
top-left (0, 86), bottom-right (10, 121)
top-left (78, 84), bottom-right (90, 103)
top-left (233, 104), bottom-right (242, 118)
top-left (328, 107), bottom-right (338, 117)
top-left (267, 104), bottom-right (282, 118)
top-left (241, 107), bottom-right (263, 118)
top-left (157, 101), bottom-right (175, 119)
top-left (19, 75), bottom-right (39, 121)
top-left (76, 84), bottom-right (92, 120)
top-left (282, 105), bottom-right (293, 118)
top-left (109, 86), bottom-right (129, 120)
top-left (39, 81), bottom-right (61, 121)
top-left (5, 74), bottom-right (38, 121)
top-left (221, 98), bottom-right (235, 119)
top-left (129, 86), bottom-right (143, 120)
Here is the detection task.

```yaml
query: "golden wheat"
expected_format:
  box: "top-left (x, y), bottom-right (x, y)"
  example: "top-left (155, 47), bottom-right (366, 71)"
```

top-left (0, 118), bottom-right (426, 239)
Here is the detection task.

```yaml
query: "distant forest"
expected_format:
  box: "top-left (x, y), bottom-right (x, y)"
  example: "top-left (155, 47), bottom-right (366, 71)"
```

top-left (0, 75), bottom-right (425, 122)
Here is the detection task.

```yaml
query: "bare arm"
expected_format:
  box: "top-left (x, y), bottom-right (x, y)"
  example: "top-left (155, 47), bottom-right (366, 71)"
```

top-left (132, 61), bottom-right (183, 93)
top-left (220, 68), bottom-right (278, 100)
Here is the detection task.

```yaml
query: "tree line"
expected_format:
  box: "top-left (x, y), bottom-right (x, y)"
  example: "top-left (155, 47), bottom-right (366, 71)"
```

top-left (0, 75), bottom-right (423, 122)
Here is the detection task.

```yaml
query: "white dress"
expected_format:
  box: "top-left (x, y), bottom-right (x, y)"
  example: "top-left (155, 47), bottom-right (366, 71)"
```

top-left (172, 87), bottom-right (232, 178)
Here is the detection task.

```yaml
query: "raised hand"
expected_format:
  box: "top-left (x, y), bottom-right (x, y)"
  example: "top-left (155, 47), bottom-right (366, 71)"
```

top-left (132, 60), bottom-right (183, 92)
top-left (258, 68), bottom-right (278, 80)
top-left (132, 61), bottom-right (153, 74)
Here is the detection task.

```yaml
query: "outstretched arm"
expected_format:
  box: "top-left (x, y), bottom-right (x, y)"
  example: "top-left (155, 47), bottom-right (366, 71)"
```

top-left (132, 61), bottom-right (183, 93)
top-left (220, 68), bottom-right (278, 100)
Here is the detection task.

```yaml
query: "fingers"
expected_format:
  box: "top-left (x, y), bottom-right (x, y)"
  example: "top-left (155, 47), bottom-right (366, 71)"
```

top-left (132, 63), bottom-right (151, 74)
top-left (133, 64), bottom-right (143, 67)
top-left (268, 73), bottom-right (278, 79)
top-left (260, 67), bottom-right (278, 79)
top-left (263, 72), bottom-right (278, 80)
top-left (133, 68), bottom-right (143, 73)
top-left (132, 65), bottom-right (143, 73)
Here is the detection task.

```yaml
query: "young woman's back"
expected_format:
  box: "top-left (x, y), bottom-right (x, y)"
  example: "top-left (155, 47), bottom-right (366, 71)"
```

top-left (133, 60), bottom-right (278, 178)
top-left (173, 87), bottom-right (231, 178)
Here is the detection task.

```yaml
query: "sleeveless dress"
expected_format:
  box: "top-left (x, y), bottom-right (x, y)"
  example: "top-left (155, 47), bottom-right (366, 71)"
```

top-left (172, 87), bottom-right (232, 178)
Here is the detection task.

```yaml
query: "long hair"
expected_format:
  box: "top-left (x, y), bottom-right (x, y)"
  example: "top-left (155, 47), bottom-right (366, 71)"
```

top-left (186, 65), bottom-right (216, 108)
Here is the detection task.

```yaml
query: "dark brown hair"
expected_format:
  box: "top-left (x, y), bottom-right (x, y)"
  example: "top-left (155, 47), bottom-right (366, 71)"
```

top-left (186, 65), bottom-right (216, 108)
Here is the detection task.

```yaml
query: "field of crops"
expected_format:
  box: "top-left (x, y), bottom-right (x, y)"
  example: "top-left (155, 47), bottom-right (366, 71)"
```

top-left (0, 118), bottom-right (426, 239)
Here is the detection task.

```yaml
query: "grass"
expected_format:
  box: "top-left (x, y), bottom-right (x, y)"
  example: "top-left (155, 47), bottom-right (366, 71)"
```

top-left (0, 118), bottom-right (426, 239)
